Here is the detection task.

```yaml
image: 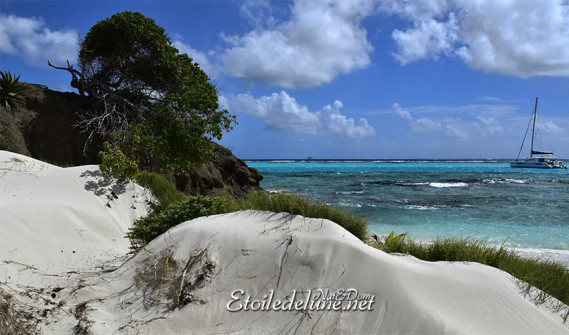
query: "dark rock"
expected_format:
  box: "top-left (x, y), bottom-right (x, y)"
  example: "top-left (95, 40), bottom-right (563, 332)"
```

top-left (0, 83), bottom-right (100, 165)
top-left (175, 142), bottom-right (263, 198)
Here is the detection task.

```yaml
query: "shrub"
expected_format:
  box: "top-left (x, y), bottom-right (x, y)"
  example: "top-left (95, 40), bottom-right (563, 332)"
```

top-left (127, 195), bottom-right (230, 250)
top-left (98, 142), bottom-right (139, 180)
top-left (135, 171), bottom-right (187, 209)
top-left (0, 71), bottom-right (24, 107)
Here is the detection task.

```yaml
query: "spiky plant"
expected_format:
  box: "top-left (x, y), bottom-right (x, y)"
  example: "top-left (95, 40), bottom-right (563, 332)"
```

top-left (0, 71), bottom-right (24, 107)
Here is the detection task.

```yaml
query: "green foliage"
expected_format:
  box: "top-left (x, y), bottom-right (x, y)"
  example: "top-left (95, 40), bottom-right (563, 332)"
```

top-left (384, 231), bottom-right (407, 250)
top-left (373, 234), bottom-right (569, 308)
top-left (98, 142), bottom-right (139, 180)
top-left (76, 11), bottom-right (236, 174)
top-left (127, 191), bottom-right (369, 251)
top-left (127, 195), bottom-right (230, 250)
top-left (0, 71), bottom-right (24, 107)
top-left (135, 171), bottom-right (187, 209)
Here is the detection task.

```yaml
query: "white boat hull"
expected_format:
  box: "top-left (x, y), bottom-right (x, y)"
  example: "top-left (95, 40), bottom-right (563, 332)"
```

top-left (510, 158), bottom-right (567, 169)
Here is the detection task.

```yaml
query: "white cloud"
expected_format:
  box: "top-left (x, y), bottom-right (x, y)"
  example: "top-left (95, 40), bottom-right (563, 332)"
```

top-left (393, 103), bottom-right (413, 121)
top-left (0, 14), bottom-right (78, 67)
top-left (393, 103), bottom-right (442, 132)
top-left (477, 116), bottom-right (504, 135)
top-left (238, 0), bottom-right (279, 29)
top-left (393, 102), bottom-right (511, 141)
top-left (220, 0), bottom-right (375, 88)
top-left (224, 91), bottom-right (375, 137)
top-left (540, 121), bottom-right (564, 135)
top-left (174, 40), bottom-right (216, 78)
top-left (391, 13), bottom-right (459, 64)
top-left (318, 100), bottom-right (376, 137)
top-left (442, 121), bottom-right (471, 141)
top-left (385, 0), bottom-right (569, 77)
top-left (226, 91), bottom-right (320, 133)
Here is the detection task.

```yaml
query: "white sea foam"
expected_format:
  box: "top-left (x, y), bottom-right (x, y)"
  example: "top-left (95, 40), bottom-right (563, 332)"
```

top-left (505, 178), bottom-right (529, 184)
top-left (406, 205), bottom-right (441, 210)
top-left (429, 182), bottom-right (468, 188)
top-left (514, 247), bottom-right (569, 268)
top-left (337, 202), bottom-right (363, 208)
top-left (404, 182), bottom-right (429, 186)
top-left (483, 178), bottom-right (529, 184)
top-left (336, 190), bottom-right (365, 195)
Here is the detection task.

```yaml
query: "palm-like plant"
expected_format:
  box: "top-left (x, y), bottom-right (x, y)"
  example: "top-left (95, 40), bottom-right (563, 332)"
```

top-left (0, 71), bottom-right (24, 107)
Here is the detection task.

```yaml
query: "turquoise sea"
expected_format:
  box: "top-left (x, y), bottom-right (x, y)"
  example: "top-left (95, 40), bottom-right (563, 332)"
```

top-left (247, 160), bottom-right (569, 265)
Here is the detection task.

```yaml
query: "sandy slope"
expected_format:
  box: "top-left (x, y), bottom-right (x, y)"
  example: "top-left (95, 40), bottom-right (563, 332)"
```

top-left (1, 151), bottom-right (568, 334)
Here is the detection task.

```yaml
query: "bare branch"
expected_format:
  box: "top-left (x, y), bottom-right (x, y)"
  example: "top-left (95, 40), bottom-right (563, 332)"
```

top-left (47, 60), bottom-right (86, 96)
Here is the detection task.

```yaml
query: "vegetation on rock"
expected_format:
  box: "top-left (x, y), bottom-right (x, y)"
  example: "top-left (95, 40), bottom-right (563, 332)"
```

top-left (0, 71), bottom-right (24, 107)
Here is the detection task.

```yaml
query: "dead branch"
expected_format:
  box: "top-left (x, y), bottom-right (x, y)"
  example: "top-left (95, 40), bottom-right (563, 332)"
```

top-left (47, 60), bottom-right (86, 96)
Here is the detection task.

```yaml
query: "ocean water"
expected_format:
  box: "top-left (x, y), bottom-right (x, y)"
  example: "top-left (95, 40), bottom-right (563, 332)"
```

top-left (247, 160), bottom-right (569, 265)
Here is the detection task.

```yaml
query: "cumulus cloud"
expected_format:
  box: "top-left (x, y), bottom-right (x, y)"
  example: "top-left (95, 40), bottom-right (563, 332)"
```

top-left (225, 91), bottom-right (320, 133)
top-left (391, 12), bottom-right (460, 64)
top-left (385, 0), bottom-right (569, 77)
top-left (0, 14), bottom-right (78, 66)
top-left (318, 100), bottom-right (376, 137)
top-left (224, 91), bottom-right (375, 137)
top-left (220, 0), bottom-right (375, 88)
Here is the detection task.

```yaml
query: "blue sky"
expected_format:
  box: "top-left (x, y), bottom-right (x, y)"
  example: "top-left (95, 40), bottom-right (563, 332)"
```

top-left (2, 0), bottom-right (569, 159)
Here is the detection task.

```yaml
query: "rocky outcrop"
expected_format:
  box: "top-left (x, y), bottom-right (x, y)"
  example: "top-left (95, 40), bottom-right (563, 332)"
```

top-left (0, 82), bottom-right (262, 197)
top-left (0, 83), bottom-right (100, 165)
top-left (174, 142), bottom-right (263, 197)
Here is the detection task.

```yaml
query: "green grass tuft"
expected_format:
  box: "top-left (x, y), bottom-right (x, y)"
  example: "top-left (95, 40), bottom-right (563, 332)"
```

top-left (233, 191), bottom-right (368, 241)
top-left (373, 234), bottom-right (569, 309)
top-left (135, 171), bottom-right (187, 209)
top-left (126, 191), bottom-right (368, 251)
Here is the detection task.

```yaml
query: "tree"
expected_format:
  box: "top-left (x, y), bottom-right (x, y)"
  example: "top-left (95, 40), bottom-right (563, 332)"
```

top-left (50, 11), bottom-right (236, 173)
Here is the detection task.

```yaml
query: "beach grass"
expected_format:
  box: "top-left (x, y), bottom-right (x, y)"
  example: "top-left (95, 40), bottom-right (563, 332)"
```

top-left (0, 288), bottom-right (40, 335)
top-left (229, 191), bottom-right (369, 241)
top-left (127, 190), bottom-right (368, 250)
top-left (372, 234), bottom-right (569, 311)
top-left (135, 171), bottom-right (187, 209)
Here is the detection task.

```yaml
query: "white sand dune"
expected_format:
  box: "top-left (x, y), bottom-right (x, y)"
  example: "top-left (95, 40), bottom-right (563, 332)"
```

top-left (1, 151), bottom-right (568, 334)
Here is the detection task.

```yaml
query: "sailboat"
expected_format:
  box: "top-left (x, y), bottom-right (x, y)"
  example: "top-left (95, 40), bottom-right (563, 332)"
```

top-left (510, 97), bottom-right (566, 169)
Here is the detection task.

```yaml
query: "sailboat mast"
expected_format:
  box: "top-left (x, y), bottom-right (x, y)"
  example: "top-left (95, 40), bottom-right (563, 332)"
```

top-left (530, 97), bottom-right (538, 158)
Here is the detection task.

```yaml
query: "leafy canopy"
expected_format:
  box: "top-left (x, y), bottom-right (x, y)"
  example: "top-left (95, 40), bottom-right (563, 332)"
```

top-left (67, 11), bottom-right (236, 173)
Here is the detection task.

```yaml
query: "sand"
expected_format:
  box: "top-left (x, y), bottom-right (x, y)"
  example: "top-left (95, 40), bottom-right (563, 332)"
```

top-left (1, 150), bottom-right (568, 334)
